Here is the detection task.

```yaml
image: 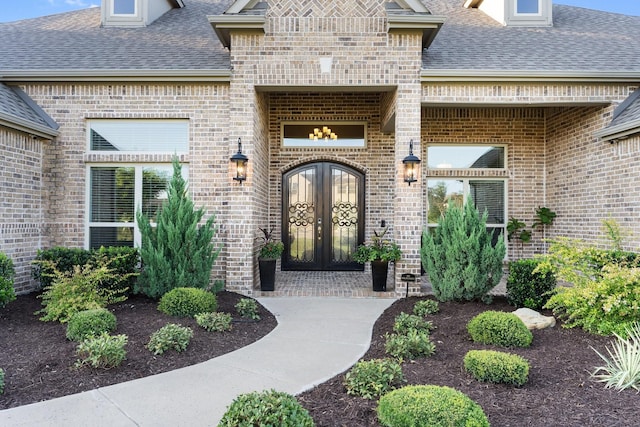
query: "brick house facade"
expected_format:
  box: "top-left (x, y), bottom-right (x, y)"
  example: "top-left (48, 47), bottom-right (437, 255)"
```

top-left (1, 0), bottom-right (639, 296)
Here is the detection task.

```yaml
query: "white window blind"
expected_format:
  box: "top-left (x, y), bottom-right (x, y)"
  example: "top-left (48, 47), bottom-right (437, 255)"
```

top-left (89, 120), bottom-right (188, 153)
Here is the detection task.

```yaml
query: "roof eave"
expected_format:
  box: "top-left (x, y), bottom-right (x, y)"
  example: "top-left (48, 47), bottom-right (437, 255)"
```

top-left (208, 15), bottom-right (266, 49)
top-left (421, 70), bottom-right (640, 83)
top-left (0, 113), bottom-right (59, 139)
top-left (0, 69), bottom-right (232, 83)
top-left (388, 15), bottom-right (446, 50)
top-left (593, 119), bottom-right (640, 141)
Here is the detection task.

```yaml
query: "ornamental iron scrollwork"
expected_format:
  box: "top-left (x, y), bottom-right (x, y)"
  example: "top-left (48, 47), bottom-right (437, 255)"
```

top-left (332, 202), bottom-right (358, 227)
top-left (288, 202), bottom-right (314, 227)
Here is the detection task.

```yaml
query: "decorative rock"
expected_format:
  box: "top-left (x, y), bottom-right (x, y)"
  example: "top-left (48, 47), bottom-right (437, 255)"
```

top-left (512, 308), bottom-right (556, 330)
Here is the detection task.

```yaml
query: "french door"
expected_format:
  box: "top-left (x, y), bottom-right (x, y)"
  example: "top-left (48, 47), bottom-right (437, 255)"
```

top-left (282, 162), bottom-right (364, 271)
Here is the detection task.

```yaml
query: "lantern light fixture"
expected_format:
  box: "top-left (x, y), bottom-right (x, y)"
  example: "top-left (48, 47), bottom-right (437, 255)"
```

top-left (402, 139), bottom-right (421, 186)
top-left (230, 138), bottom-right (248, 184)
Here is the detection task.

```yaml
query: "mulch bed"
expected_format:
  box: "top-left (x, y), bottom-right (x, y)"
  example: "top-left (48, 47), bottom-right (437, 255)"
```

top-left (0, 291), bottom-right (276, 410)
top-left (298, 296), bottom-right (639, 427)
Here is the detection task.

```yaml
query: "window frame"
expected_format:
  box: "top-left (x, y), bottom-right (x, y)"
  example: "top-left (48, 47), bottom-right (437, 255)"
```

top-left (85, 163), bottom-right (189, 250)
top-left (281, 121), bottom-right (368, 148)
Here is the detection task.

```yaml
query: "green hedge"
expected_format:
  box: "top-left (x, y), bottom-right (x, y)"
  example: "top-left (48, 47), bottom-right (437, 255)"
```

top-left (467, 311), bottom-right (533, 348)
top-left (32, 246), bottom-right (139, 294)
top-left (158, 287), bottom-right (217, 318)
top-left (377, 385), bottom-right (489, 427)
top-left (507, 258), bottom-right (556, 309)
top-left (66, 308), bottom-right (117, 342)
top-left (0, 252), bottom-right (16, 308)
top-left (464, 349), bottom-right (529, 386)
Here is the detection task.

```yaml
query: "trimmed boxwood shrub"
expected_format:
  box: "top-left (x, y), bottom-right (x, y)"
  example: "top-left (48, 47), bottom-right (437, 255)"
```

top-left (218, 389), bottom-right (315, 427)
top-left (66, 308), bottom-right (117, 341)
top-left (158, 287), bottom-right (217, 318)
top-left (507, 258), bottom-right (556, 309)
top-left (377, 385), bottom-right (489, 427)
top-left (468, 310), bottom-right (533, 348)
top-left (344, 358), bottom-right (405, 399)
top-left (464, 349), bottom-right (530, 386)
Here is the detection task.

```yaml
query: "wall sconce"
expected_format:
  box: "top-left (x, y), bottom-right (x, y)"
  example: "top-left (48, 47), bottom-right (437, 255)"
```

top-left (230, 138), bottom-right (248, 184)
top-left (402, 139), bottom-right (421, 186)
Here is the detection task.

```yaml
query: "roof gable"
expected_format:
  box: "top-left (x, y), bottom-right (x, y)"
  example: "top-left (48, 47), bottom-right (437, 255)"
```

top-left (0, 83), bottom-right (59, 138)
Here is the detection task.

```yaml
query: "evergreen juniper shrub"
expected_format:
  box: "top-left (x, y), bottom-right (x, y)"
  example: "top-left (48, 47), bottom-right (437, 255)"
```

top-left (158, 287), bottom-right (217, 318)
top-left (377, 385), bottom-right (490, 427)
top-left (467, 311), bottom-right (533, 348)
top-left (218, 389), bottom-right (315, 427)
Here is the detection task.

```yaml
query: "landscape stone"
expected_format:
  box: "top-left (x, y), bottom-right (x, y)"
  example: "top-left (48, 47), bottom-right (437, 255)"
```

top-left (513, 308), bottom-right (556, 330)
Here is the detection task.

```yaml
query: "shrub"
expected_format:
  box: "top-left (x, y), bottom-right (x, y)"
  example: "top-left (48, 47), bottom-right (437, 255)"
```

top-left (385, 330), bottom-right (436, 360)
top-left (467, 310), bottom-right (533, 347)
top-left (32, 247), bottom-right (139, 294)
top-left (344, 358), bottom-right (405, 399)
top-left (544, 263), bottom-right (640, 337)
top-left (0, 368), bottom-right (4, 395)
top-left (506, 258), bottom-right (556, 310)
top-left (136, 159), bottom-right (220, 299)
top-left (467, 311), bottom-right (533, 348)
top-left (377, 385), bottom-right (489, 427)
top-left (464, 349), bottom-right (530, 386)
top-left (195, 312), bottom-right (232, 332)
top-left (37, 261), bottom-right (128, 323)
top-left (421, 195), bottom-right (506, 302)
top-left (147, 323), bottom-right (193, 355)
top-left (219, 389), bottom-right (315, 427)
top-left (393, 312), bottom-right (433, 335)
top-left (75, 333), bottom-right (127, 369)
top-left (0, 252), bottom-right (16, 309)
top-left (413, 299), bottom-right (439, 317)
top-left (591, 322), bottom-right (640, 391)
top-left (236, 298), bottom-right (260, 320)
top-left (32, 247), bottom-right (91, 288)
top-left (158, 287), bottom-right (217, 318)
top-left (66, 308), bottom-right (117, 341)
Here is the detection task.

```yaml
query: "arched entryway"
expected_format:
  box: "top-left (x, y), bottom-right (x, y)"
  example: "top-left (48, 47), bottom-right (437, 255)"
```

top-left (282, 161), bottom-right (365, 271)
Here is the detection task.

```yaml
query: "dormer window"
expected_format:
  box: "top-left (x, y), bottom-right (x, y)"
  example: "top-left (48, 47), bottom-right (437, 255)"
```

top-left (515, 0), bottom-right (540, 15)
top-left (113, 0), bottom-right (137, 15)
top-left (465, 0), bottom-right (551, 27)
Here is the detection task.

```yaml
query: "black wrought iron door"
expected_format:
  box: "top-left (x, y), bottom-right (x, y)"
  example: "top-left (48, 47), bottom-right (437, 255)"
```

top-left (282, 162), bottom-right (364, 271)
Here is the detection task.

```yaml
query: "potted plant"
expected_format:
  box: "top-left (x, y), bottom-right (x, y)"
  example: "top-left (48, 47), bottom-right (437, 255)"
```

top-left (257, 227), bottom-right (284, 291)
top-left (353, 228), bottom-right (402, 291)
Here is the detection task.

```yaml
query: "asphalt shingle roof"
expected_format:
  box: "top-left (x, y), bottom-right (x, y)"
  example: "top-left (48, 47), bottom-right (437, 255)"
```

top-left (422, 0), bottom-right (640, 72)
top-left (610, 89), bottom-right (640, 128)
top-left (0, 83), bottom-right (58, 133)
top-left (0, 0), bottom-right (638, 74)
top-left (0, 0), bottom-right (231, 71)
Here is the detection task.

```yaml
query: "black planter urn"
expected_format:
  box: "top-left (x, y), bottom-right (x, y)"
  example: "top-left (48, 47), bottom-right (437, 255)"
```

top-left (258, 259), bottom-right (277, 291)
top-left (371, 260), bottom-right (389, 292)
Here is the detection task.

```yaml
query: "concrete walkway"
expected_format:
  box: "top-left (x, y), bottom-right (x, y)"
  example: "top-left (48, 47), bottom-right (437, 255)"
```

top-left (0, 297), bottom-right (395, 427)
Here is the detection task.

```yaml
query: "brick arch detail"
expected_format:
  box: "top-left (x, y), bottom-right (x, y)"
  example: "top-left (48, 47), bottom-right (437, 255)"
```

top-left (278, 155), bottom-right (369, 175)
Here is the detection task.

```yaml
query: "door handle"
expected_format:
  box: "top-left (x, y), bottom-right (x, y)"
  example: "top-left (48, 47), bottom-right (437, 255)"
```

top-left (317, 219), bottom-right (322, 241)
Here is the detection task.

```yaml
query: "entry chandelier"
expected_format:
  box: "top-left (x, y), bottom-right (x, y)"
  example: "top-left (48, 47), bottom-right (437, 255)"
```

top-left (309, 126), bottom-right (338, 141)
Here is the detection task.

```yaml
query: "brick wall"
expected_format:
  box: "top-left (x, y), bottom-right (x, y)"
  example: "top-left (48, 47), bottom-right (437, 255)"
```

top-left (18, 83), bottom-right (230, 292)
top-left (0, 128), bottom-right (45, 293)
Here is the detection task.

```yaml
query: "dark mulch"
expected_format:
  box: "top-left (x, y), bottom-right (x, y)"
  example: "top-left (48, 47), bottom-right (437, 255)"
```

top-left (0, 291), bottom-right (276, 410)
top-left (298, 296), bottom-right (639, 427)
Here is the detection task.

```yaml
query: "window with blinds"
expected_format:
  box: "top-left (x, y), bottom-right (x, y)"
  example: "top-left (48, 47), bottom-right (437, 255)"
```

top-left (88, 120), bottom-right (188, 153)
top-left (86, 119), bottom-right (189, 249)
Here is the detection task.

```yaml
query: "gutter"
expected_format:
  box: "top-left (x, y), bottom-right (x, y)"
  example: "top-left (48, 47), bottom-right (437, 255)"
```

top-left (593, 119), bottom-right (640, 142)
top-left (0, 69), bottom-right (232, 83)
top-left (421, 70), bottom-right (640, 83)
